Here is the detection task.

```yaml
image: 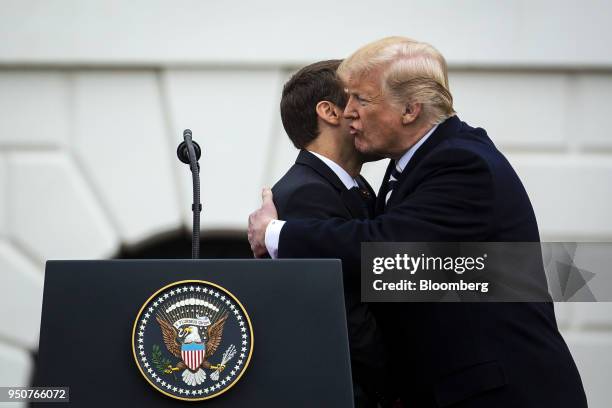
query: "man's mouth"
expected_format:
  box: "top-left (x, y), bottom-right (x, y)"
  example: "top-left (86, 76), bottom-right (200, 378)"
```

top-left (349, 124), bottom-right (361, 135)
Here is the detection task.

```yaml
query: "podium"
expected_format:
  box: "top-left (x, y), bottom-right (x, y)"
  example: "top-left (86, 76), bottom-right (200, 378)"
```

top-left (33, 259), bottom-right (354, 407)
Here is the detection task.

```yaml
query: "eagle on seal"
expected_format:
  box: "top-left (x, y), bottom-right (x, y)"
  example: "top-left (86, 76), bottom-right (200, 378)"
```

top-left (156, 313), bottom-right (229, 386)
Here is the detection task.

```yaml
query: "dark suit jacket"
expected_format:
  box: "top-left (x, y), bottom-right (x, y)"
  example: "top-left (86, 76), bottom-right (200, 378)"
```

top-left (278, 117), bottom-right (587, 408)
top-left (272, 150), bottom-right (386, 401)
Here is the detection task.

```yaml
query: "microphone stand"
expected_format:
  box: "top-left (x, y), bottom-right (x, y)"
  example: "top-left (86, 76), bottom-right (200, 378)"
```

top-left (177, 129), bottom-right (202, 259)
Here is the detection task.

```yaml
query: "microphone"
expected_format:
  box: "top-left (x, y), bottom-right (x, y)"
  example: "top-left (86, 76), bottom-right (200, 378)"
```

top-left (177, 129), bottom-right (202, 165)
top-left (177, 129), bottom-right (202, 259)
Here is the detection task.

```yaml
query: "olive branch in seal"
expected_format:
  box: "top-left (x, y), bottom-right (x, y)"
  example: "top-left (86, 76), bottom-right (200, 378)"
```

top-left (151, 344), bottom-right (174, 376)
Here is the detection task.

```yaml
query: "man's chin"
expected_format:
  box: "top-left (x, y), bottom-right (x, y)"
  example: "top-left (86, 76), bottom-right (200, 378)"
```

top-left (355, 137), bottom-right (369, 153)
top-left (355, 140), bottom-right (385, 162)
top-left (359, 151), bottom-right (386, 163)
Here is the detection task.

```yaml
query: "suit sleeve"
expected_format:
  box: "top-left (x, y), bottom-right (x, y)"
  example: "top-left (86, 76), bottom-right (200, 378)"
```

top-left (278, 148), bottom-right (495, 277)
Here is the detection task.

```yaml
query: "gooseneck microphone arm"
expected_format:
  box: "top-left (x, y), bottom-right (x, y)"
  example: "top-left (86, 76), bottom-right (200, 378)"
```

top-left (176, 129), bottom-right (202, 259)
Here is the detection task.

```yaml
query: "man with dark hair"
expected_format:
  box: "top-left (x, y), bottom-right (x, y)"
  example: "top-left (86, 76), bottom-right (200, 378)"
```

top-left (272, 59), bottom-right (386, 407)
top-left (280, 60), bottom-right (350, 149)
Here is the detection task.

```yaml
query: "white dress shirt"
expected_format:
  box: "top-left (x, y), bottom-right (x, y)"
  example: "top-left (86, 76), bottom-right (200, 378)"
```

top-left (309, 151), bottom-right (359, 190)
top-left (264, 125), bottom-right (438, 258)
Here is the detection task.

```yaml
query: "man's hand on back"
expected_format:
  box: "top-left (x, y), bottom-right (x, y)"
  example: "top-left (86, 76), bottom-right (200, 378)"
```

top-left (248, 187), bottom-right (278, 258)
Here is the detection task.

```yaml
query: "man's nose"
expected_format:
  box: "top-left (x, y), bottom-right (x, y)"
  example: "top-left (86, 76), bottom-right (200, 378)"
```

top-left (343, 97), bottom-right (358, 119)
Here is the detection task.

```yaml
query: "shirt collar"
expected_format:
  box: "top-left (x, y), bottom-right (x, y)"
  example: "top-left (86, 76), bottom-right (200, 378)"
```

top-left (308, 151), bottom-right (358, 189)
top-left (395, 123), bottom-right (439, 172)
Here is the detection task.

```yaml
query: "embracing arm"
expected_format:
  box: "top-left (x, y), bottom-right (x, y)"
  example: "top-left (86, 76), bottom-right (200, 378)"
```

top-left (277, 148), bottom-right (495, 273)
top-left (265, 182), bottom-right (351, 258)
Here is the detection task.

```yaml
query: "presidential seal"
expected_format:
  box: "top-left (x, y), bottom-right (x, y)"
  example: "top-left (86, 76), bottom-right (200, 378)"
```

top-left (132, 280), bottom-right (253, 401)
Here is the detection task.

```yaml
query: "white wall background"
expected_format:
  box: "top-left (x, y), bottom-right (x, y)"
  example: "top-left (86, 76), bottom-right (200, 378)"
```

top-left (0, 1), bottom-right (611, 406)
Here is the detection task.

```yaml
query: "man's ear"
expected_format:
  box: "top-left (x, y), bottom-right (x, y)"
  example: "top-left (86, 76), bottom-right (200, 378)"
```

top-left (316, 101), bottom-right (341, 126)
top-left (402, 102), bottom-right (422, 125)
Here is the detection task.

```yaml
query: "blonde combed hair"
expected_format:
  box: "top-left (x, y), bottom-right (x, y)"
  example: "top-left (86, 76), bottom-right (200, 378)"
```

top-left (338, 36), bottom-right (455, 124)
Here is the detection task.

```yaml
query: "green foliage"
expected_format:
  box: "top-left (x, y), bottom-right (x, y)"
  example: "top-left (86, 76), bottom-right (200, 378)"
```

top-left (151, 344), bottom-right (173, 374)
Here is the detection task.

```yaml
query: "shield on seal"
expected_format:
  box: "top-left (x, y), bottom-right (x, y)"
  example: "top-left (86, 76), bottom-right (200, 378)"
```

top-left (181, 343), bottom-right (205, 371)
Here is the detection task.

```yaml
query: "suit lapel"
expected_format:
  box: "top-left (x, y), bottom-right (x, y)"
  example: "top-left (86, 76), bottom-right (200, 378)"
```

top-left (295, 150), bottom-right (372, 219)
top-left (358, 174), bottom-right (376, 198)
top-left (357, 175), bottom-right (376, 218)
top-left (400, 116), bottom-right (460, 176)
top-left (295, 150), bottom-right (345, 191)
top-left (341, 188), bottom-right (369, 219)
top-left (383, 115), bottom-right (461, 209)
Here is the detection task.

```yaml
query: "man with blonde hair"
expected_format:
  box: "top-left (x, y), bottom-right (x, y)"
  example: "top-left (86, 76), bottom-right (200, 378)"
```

top-left (248, 37), bottom-right (586, 407)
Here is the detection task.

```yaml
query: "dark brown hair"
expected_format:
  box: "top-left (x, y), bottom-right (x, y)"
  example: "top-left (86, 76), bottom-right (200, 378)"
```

top-left (280, 59), bottom-right (347, 149)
